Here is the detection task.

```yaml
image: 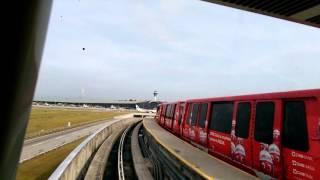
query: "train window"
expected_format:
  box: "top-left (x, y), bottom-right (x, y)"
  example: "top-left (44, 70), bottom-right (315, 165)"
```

top-left (283, 101), bottom-right (309, 151)
top-left (166, 105), bottom-right (171, 118)
top-left (178, 103), bottom-right (185, 125)
top-left (164, 105), bottom-right (168, 117)
top-left (186, 104), bottom-right (192, 125)
top-left (209, 102), bottom-right (233, 133)
top-left (171, 104), bottom-right (176, 119)
top-left (198, 103), bottom-right (208, 128)
top-left (191, 104), bottom-right (199, 126)
top-left (162, 105), bottom-right (166, 116)
top-left (235, 102), bottom-right (251, 138)
top-left (254, 102), bottom-right (274, 144)
top-left (171, 104), bottom-right (174, 118)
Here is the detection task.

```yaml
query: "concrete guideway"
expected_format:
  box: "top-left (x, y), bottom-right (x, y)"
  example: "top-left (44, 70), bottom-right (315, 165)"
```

top-left (49, 118), bottom-right (140, 180)
top-left (131, 123), bottom-right (153, 180)
top-left (23, 119), bottom-right (115, 146)
top-left (20, 113), bottom-right (134, 163)
top-left (85, 121), bottom-right (152, 180)
top-left (20, 119), bottom-right (119, 163)
top-left (25, 113), bottom-right (256, 179)
top-left (84, 123), bottom-right (125, 180)
top-left (143, 118), bottom-right (257, 180)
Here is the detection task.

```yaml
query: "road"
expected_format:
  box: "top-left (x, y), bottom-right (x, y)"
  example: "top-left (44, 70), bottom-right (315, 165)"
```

top-left (20, 118), bottom-right (121, 163)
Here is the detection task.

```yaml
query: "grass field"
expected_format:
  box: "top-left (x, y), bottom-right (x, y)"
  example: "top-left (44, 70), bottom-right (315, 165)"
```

top-left (26, 107), bottom-right (129, 138)
top-left (16, 137), bottom-right (85, 180)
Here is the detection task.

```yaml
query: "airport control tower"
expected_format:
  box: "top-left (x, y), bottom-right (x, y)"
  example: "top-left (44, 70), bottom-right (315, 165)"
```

top-left (153, 90), bottom-right (158, 101)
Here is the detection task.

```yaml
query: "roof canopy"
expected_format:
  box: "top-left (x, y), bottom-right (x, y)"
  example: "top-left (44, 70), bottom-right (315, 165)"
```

top-left (204, 0), bottom-right (320, 28)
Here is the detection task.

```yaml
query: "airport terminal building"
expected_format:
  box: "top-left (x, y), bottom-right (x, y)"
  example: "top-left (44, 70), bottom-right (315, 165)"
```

top-left (33, 100), bottom-right (161, 110)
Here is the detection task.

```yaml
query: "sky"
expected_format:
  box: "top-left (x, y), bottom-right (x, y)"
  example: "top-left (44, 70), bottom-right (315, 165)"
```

top-left (34, 0), bottom-right (320, 102)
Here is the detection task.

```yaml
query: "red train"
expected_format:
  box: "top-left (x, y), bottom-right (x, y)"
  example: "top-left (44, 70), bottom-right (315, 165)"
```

top-left (155, 89), bottom-right (320, 180)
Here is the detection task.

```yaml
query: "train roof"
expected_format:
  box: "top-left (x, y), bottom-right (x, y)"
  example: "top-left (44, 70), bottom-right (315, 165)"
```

top-left (160, 101), bottom-right (184, 105)
top-left (187, 88), bottom-right (320, 102)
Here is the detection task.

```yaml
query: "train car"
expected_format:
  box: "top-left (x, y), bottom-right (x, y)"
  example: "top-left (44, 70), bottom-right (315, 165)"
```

top-left (155, 102), bottom-right (186, 134)
top-left (157, 103), bottom-right (174, 128)
top-left (167, 89), bottom-right (320, 179)
top-left (163, 102), bottom-right (185, 132)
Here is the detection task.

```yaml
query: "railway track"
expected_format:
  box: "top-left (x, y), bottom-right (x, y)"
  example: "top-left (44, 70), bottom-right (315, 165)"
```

top-left (105, 124), bottom-right (138, 180)
top-left (118, 125), bottom-right (137, 180)
top-left (106, 121), bottom-right (194, 180)
top-left (50, 118), bottom-right (198, 180)
top-left (118, 126), bottom-right (129, 180)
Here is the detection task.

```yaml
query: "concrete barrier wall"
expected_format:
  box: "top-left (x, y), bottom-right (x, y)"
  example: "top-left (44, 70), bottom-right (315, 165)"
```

top-left (49, 118), bottom-right (138, 180)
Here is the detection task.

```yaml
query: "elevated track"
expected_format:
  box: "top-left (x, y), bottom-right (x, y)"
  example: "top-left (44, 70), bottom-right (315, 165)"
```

top-left (49, 115), bottom-right (257, 180)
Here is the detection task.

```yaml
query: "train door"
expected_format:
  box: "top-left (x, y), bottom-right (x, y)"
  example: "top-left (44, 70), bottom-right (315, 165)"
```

top-left (164, 104), bottom-right (171, 129)
top-left (155, 105), bottom-right (161, 123)
top-left (282, 98), bottom-right (320, 180)
top-left (195, 103), bottom-right (209, 147)
top-left (189, 103), bottom-right (200, 142)
top-left (160, 105), bottom-right (166, 126)
top-left (165, 104), bottom-right (172, 129)
top-left (163, 104), bottom-right (171, 128)
top-left (159, 105), bottom-right (163, 125)
top-left (252, 100), bottom-right (283, 179)
top-left (168, 104), bottom-right (176, 131)
top-left (182, 103), bottom-right (192, 141)
top-left (177, 102), bottom-right (185, 136)
top-left (172, 102), bottom-right (183, 135)
top-left (208, 102), bottom-right (234, 159)
top-left (231, 101), bottom-right (253, 167)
